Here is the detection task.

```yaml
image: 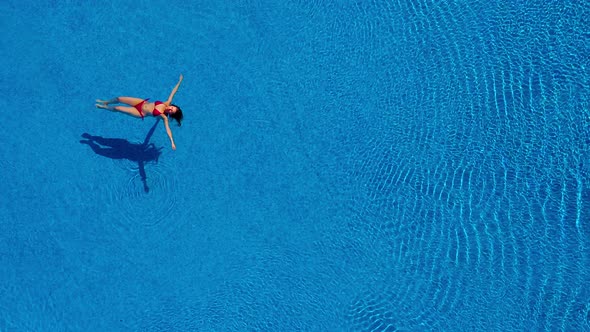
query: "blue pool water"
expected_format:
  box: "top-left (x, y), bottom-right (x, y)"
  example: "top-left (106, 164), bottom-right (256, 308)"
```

top-left (1, 0), bottom-right (589, 331)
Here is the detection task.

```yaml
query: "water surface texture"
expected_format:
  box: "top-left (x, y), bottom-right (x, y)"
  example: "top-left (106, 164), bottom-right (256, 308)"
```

top-left (1, 0), bottom-right (589, 331)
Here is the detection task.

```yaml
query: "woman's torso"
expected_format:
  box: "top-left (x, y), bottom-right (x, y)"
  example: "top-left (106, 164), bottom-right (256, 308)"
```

top-left (141, 100), bottom-right (166, 117)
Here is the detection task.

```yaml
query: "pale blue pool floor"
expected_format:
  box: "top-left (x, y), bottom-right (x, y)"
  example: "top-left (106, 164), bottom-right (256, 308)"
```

top-left (1, 1), bottom-right (589, 331)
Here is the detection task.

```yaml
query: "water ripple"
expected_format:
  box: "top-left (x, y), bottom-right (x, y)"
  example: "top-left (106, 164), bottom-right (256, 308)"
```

top-left (335, 0), bottom-right (589, 329)
top-left (109, 162), bottom-right (180, 233)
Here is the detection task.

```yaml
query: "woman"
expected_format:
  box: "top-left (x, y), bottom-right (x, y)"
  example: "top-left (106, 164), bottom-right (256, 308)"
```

top-left (96, 74), bottom-right (184, 150)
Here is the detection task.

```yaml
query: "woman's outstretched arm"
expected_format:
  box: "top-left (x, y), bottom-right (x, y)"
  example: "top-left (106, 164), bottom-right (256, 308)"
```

top-left (166, 74), bottom-right (183, 105)
top-left (162, 115), bottom-right (176, 150)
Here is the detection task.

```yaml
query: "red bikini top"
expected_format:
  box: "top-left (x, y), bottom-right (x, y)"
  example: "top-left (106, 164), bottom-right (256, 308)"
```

top-left (152, 101), bottom-right (167, 116)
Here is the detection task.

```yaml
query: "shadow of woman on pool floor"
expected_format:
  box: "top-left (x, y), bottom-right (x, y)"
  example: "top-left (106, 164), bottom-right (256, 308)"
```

top-left (80, 119), bottom-right (163, 193)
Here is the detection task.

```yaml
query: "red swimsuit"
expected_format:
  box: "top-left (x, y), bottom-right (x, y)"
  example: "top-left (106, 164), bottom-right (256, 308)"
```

top-left (133, 99), bottom-right (166, 119)
top-left (152, 101), bottom-right (166, 116)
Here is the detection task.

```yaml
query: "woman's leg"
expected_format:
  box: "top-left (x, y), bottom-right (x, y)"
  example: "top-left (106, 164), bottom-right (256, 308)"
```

top-left (96, 104), bottom-right (142, 118)
top-left (96, 97), bottom-right (145, 106)
top-left (95, 97), bottom-right (119, 105)
top-left (116, 97), bottom-right (146, 106)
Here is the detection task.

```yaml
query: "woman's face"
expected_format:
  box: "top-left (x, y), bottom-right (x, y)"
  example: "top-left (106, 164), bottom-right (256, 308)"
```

top-left (167, 106), bottom-right (178, 114)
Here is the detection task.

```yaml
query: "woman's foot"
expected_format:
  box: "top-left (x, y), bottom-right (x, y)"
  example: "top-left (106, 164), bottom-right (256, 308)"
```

top-left (95, 103), bottom-right (116, 111)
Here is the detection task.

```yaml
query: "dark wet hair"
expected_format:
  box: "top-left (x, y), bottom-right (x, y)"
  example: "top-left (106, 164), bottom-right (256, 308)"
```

top-left (170, 104), bottom-right (183, 126)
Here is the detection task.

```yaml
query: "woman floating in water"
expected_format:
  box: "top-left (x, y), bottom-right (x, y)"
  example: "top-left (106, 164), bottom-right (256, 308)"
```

top-left (96, 74), bottom-right (184, 150)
